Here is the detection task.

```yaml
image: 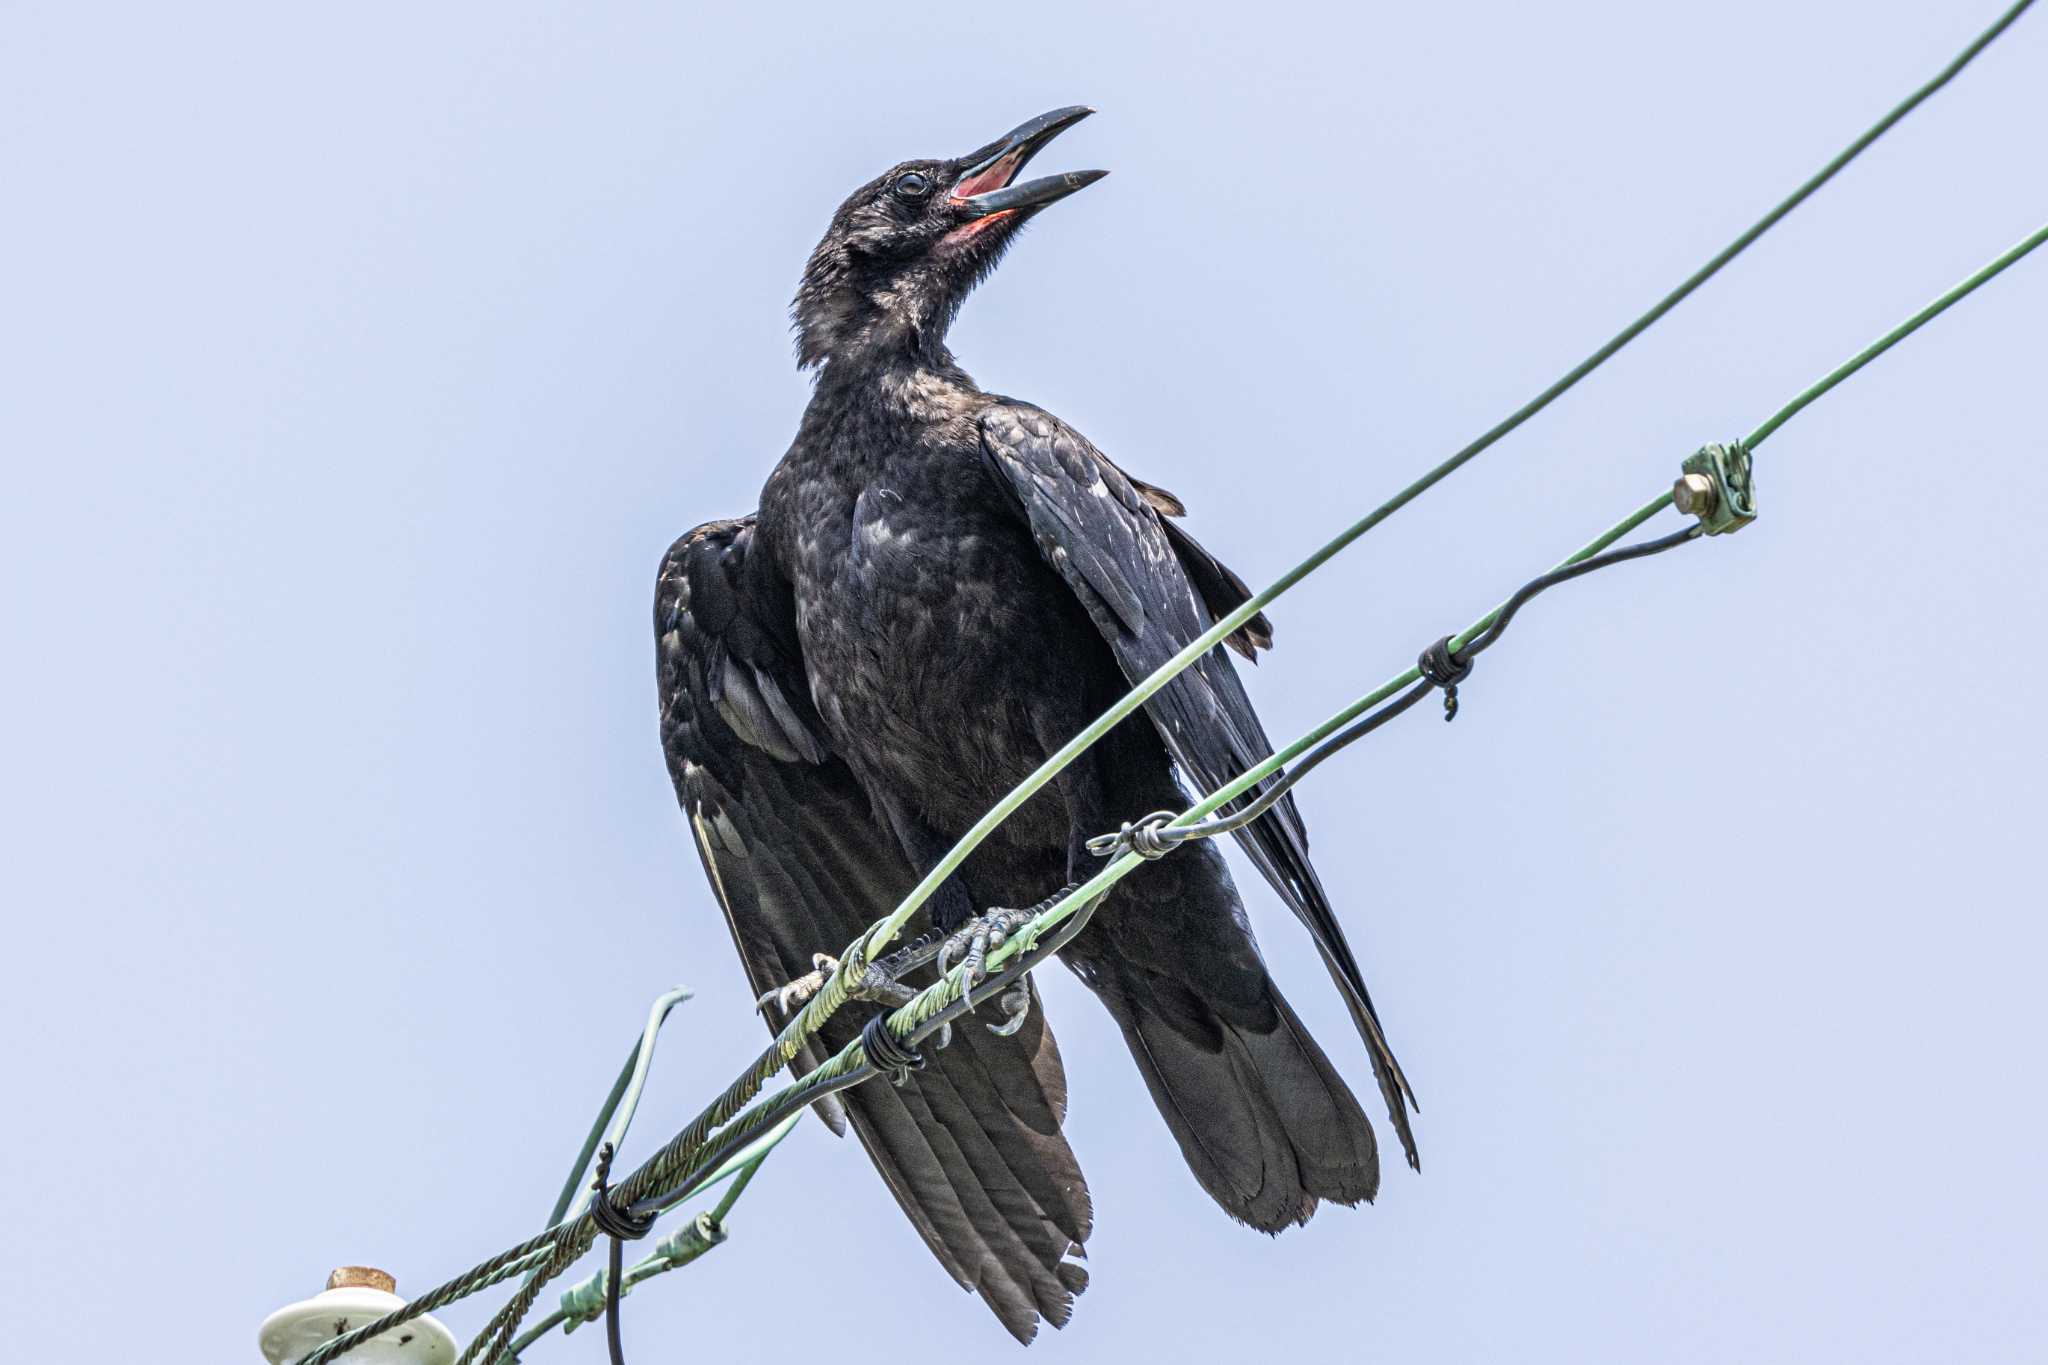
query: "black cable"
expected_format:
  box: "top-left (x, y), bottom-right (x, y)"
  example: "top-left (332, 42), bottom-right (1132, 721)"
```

top-left (1092, 523), bottom-right (1703, 859)
top-left (1455, 524), bottom-right (1702, 664)
top-left (586, 1142), bottom-right (653, 1365)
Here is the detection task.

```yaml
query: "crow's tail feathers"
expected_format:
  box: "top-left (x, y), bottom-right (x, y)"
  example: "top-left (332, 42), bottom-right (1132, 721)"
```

top-left (1080, 945), bottom-right (1380, 1231)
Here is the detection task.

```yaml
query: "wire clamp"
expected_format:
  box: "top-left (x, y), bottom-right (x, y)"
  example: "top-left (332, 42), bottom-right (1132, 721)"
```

top-left (557, 1272), bottom-right (610, 1331)
top-left (1674, 441), bottom-right (1758, 534)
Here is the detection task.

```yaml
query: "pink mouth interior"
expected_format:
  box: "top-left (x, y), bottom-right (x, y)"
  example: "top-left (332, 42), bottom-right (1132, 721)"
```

top-left (950, 148), bottom-right (1027, 199)
top-left (941, 212), bottom-right (1014, 249)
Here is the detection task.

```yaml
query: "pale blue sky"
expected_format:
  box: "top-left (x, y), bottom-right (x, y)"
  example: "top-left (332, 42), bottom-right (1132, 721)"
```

top-left (4, 2), bottom-right (2045, 1361)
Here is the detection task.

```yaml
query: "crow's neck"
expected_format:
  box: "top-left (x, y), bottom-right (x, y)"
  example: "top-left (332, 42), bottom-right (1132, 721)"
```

top-left (810, 296), bottom-right (956, 373)
top-left (809, 336), bottom-right (979, 427)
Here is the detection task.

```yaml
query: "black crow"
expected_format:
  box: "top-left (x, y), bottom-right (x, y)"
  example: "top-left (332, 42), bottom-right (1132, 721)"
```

top-left (656, 107), bottom-right (1415, 1342)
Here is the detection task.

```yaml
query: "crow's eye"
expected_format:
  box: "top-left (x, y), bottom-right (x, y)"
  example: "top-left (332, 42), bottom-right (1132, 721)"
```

top-left (894, 171), bottom-right (931, 200)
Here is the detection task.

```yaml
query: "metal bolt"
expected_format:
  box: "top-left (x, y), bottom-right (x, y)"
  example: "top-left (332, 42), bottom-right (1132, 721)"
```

top-left (327, 1266), bottom-right (397, 1294)
top-left (1673, 472), bottom-right (1717, 517)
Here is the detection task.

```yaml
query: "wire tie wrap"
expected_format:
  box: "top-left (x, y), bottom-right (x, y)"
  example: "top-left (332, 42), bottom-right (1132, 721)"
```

top-left (587, 1142), bottom-right (656, 1242)
top-left (586, 1141), bottom-right (653, 1365)
top-left (1417, 636), bottom-right (1473, 721)
top-left (1084, 810), bottom-right (1182, 861)
top-left (861, 1012), bottom-right (927, 1087)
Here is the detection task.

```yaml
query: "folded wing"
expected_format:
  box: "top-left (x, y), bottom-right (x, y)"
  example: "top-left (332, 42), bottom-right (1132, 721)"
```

top-left (657, 516), bottom-right (1092, 1341)
top-left (977, 402), bottom-right (1419, 1167)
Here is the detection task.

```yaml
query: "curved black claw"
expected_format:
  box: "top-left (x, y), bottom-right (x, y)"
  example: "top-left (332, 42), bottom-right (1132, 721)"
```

top-left (987, 978), bottom-right (1032, 1037)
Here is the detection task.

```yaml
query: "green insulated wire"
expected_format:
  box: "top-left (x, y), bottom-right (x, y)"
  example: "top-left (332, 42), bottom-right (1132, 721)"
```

top-left (499, 1115), bottom-right (802, 1362)
top-left (1746, 219), bottom-right (2048, 451)
top-left (664, 186), bottom-right (2048, 1183)
top-left (880, 491), bottom-right (1687, 1021)
top-left (678, 206), bottom-right (2048, 1152)
top-left (594, 203), bottom-right (2048, 1332)
top-left (543, 988), bottom-right (694, 1237)
top-left (953, 215), bottom-right (2048, 995)
top-left (844, 0), bottom-right (2038, 965)
top-left (286, 9), bottom-right (2043, 1363)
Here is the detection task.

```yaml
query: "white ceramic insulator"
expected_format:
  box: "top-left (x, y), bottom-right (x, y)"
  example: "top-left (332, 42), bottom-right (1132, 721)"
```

top-left (258, 1279), bottom-right (456, 1365)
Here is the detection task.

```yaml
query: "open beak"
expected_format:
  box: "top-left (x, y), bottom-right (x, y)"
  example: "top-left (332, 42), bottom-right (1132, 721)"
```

top-left (950, 106), bottom-right (1107, 217)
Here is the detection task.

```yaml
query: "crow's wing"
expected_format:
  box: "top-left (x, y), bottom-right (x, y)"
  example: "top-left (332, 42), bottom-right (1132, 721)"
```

top-left (978, 401), bottom-right (1419, 1167)
top-left (657, 517), bottom-right (1091, 1341)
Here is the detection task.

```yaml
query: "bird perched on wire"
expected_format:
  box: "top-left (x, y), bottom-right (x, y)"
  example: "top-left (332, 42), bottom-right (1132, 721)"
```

top-left (655, 106), bottom-right (1416, 1342)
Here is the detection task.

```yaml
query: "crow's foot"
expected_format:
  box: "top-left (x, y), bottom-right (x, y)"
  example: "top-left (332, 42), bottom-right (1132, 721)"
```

top-left (755, 933), bottom-right (944, 1017)
top-left (755, 953), bottom-right (838, 1016)
top-left (936, 906), bottom-right (1041, 1013)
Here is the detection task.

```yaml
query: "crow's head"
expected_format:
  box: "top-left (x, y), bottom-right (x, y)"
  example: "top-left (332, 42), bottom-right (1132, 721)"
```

top-left (792, 106), bottom-right (1104, 369)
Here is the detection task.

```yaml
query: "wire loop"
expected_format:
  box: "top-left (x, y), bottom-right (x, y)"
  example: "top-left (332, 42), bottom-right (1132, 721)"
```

top-left (587, 1143), bottom-right (656, 1242)
top-left (860, 1012), bottom-right (928, 1087)
top-left (1085, 810), bottom-right (1182, 861)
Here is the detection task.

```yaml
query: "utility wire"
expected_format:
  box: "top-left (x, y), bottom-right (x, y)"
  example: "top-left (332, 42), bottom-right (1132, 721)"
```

top-left (554, 9), bottom-right (2043, 1257)
top-left (1090, 525), bottom-right (1706, 860)
top-left (290, 9), bottom-right (2042, 1362)
top-left (918, 210), bottom-right (2048, 1055)
top-left (310, 196), bottom-right (2048, 1362)
top-left (1745, 218), bottom-right (2048, 449)
top-left (480, 196), bottom-right (2048, 1345)
top-left (821, 0), bottom-right (2039, 982)
top-left (499, 1113), bottom-right (801, 1361)
top-left (673, 201), bottom-right (2048, 1221)
top-left (543, 988), bottom-right (693, 1231)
